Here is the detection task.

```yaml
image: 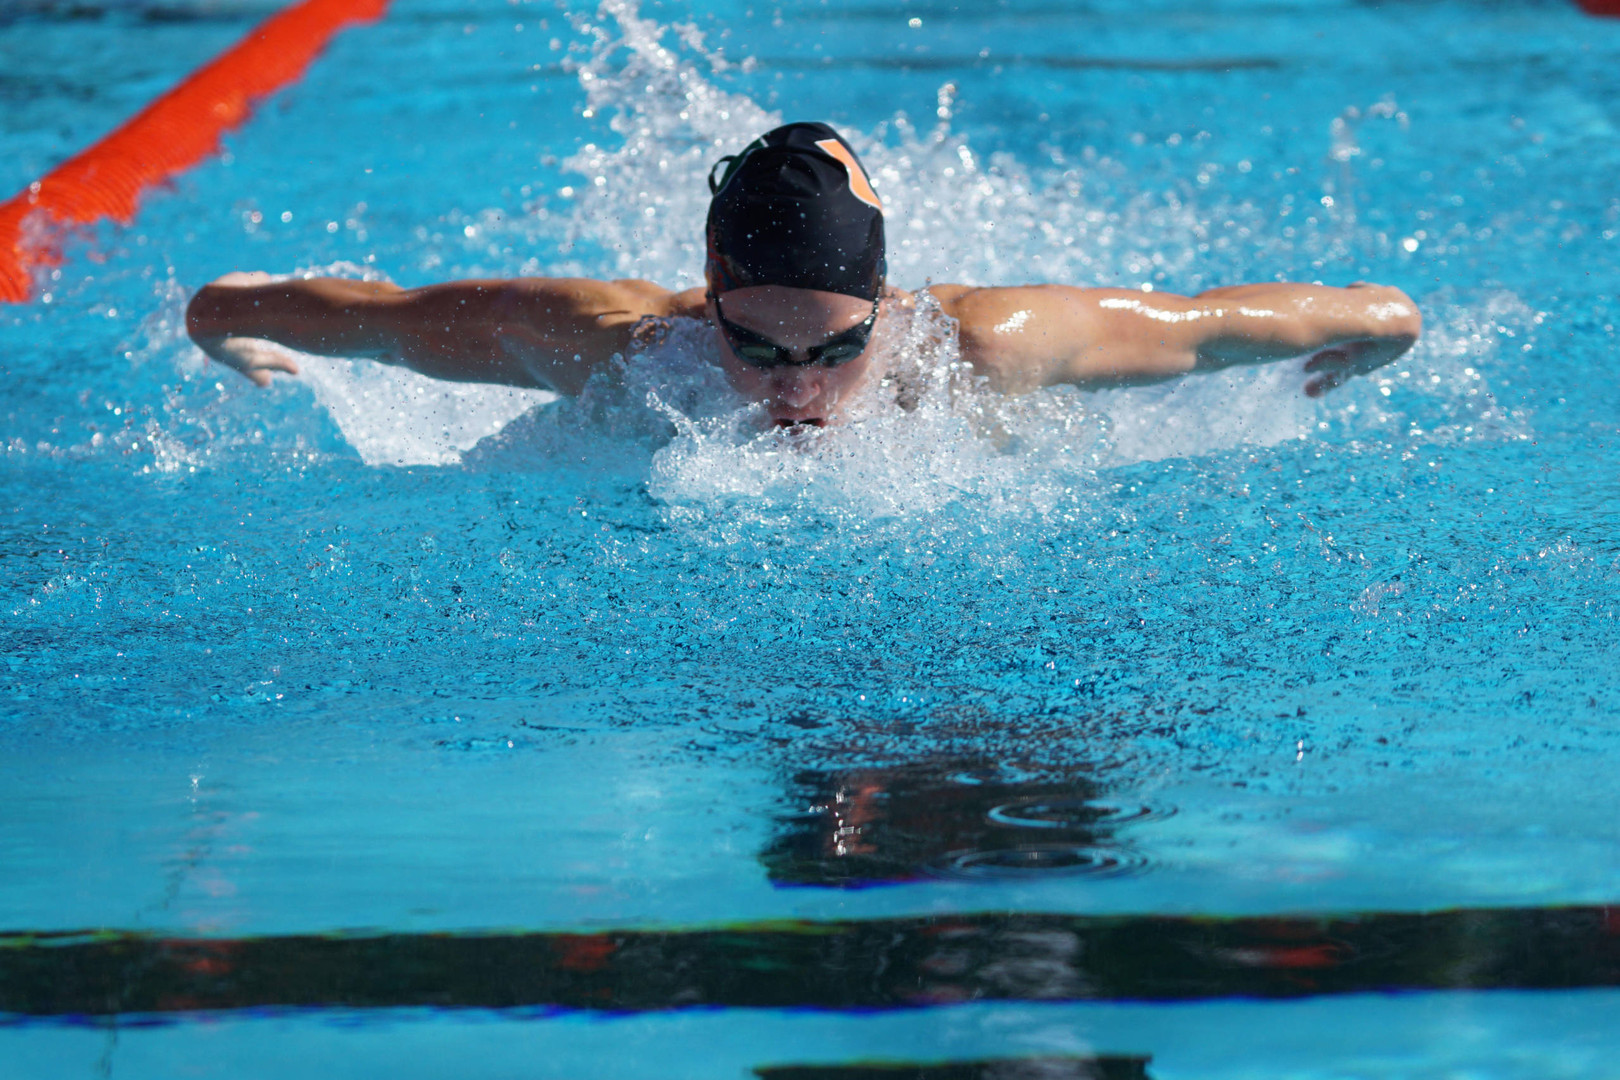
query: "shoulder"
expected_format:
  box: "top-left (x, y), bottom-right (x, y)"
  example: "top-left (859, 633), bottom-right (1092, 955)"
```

top-left (925, 283), bottom-right (1122, 334)
top-left (923, 284), bottom-right (1114, 391)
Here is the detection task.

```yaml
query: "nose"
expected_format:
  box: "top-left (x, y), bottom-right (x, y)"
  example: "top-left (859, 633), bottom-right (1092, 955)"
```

top-left (768, 366), bottom-right (823, 407)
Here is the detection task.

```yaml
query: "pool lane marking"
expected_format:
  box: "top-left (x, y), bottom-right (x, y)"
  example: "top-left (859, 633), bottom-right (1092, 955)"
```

top-left (756, 1058), bottom-right (1153, 1079)
top-left (2, 904), bottom-right (1618, 1016)
top-left (0, 0), bottom-right (391, 305)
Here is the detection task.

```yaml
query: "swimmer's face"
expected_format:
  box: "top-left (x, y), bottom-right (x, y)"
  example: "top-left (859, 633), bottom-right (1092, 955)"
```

top-left (706, 285), bottom-right (883, 428)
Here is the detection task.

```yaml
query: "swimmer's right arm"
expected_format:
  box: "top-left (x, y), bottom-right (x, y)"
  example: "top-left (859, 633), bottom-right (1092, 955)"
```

top-left (186, 272), bottom-right (696, 393)
top-left (940, 281), bottom-right (1421, 395)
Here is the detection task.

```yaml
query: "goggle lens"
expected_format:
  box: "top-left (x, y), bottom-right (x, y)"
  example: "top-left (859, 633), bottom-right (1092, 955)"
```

top-left (814, 340), bottom-right (866, 366)
top-left (713, 294), bottom-right (880, 369)
top-left (738, 343), bottom-right (785, 364)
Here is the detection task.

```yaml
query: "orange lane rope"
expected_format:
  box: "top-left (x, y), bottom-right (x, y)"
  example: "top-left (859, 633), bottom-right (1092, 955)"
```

top-left (0, 0), bottom-right (389, 304)
top-left (1578, 1), bottom-right (1620, 13)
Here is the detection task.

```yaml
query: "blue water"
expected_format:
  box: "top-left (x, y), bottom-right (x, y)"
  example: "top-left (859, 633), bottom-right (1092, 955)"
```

top-left (3, 0), bottom-right (1620, 1075)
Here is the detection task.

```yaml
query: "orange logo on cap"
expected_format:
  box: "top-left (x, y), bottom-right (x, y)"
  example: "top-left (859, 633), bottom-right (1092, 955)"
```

top-left (815, 139), bottom-right (883, 211)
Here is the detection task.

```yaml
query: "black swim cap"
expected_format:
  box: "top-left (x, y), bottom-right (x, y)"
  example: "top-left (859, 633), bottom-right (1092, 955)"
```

top-left (705, 121), bottom-right (886, 301)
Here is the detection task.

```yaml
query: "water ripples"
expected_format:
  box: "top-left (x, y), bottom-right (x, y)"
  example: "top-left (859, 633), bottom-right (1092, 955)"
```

top-left (987, 797), bottom-right (1176, 830)
top-left (929, 844), bottom-right (1150, 881)
top-left (927, 798), bottom-right (1171, 880)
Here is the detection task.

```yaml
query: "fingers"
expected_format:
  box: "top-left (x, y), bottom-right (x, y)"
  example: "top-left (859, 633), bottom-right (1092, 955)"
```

top-left (1302, 333), bottom-right (1407, 396)
top-left (251, 343), bottom-right (300, 376)
top-left (1303, 347), bottom-right (1349, 372)
top-left (203, 337), bottom-right (301, 386)
top-left (1302, 344), bottom-right (1358, 395)
top-left (231, 337), bottom-right (300, 372)
top-left (1304, 370), bottom-right (1345, 397)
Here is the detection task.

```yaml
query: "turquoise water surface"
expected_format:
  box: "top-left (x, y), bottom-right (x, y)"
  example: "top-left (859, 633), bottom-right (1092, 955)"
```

top-left (2, 0), bottom-right (1619, 1076)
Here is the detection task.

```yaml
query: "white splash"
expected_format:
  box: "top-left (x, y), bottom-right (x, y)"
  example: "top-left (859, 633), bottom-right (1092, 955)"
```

top-left (146, 0), bottom-right (1531, 485)
top-left (639, 292), bottom-right (1118, 526)
top-left (297, 353), bottom-right (554, 466)
top-left (264, 265), bottom-right (556, 467)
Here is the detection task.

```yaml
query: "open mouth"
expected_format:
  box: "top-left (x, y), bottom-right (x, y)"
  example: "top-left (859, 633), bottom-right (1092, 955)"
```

top-left (774, 417), bottom-right (826, 429)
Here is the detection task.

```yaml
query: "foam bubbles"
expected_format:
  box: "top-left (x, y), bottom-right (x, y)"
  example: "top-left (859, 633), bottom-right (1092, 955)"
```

top-left (644, 294), bottom-right (1111, 527)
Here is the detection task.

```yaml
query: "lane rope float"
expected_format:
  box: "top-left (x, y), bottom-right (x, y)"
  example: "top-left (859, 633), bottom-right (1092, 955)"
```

top-left (0, 0), bottom-right (389, 304)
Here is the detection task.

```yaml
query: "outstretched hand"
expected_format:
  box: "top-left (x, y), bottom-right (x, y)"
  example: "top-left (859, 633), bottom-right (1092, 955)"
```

top-left (190, 271), bottom-right (300, 387)
top-left (1301, 281), bottom-right (1416, 397)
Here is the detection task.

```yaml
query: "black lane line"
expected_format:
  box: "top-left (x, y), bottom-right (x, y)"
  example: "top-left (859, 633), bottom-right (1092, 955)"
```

top-left (2, 905), bottom-right (1618, 1018)
top-left (756, 1058), bottom-right (1152, 1080)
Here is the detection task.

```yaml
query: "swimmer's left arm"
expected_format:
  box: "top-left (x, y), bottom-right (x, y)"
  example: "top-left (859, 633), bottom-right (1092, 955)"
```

top-left (185, 273), bottom-right (694, 393)
top-left (942, 282), bottom-right (1421, 396)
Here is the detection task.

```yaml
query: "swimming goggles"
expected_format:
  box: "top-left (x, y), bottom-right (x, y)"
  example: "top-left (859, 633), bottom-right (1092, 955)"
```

top-left (712, 293), bottom-right (880, 369)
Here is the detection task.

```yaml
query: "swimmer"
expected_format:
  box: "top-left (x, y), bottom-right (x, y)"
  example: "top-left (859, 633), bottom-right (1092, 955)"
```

top-left (186, 121), bottom-right (1422, 428)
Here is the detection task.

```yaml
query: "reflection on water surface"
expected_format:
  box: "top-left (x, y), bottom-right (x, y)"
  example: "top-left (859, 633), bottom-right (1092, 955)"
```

top-left (764, 758), bottom-right (1166, 887)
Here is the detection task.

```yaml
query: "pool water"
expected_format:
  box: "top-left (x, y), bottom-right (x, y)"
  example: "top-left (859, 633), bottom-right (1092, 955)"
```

top-left (2, 0), bottom-right (1619, 1075)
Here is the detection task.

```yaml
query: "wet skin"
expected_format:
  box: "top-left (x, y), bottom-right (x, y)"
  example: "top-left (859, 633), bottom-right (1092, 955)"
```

top-left (186, 272), bottom-right (1422, 424)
